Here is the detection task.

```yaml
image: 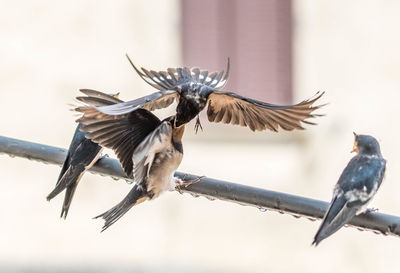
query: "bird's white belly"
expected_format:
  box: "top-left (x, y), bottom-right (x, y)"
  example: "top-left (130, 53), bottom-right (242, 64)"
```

top-left (147, 148), bottom-right (183, 198)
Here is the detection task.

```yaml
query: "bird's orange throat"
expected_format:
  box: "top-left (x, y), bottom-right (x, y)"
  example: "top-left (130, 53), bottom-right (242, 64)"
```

top-left (173, 125), bottom-right (185, 142)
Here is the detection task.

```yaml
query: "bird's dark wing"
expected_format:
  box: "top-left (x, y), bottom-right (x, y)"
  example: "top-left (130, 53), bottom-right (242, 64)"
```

top-left (54, 126), bottom-right (88, 187)
top-left (78, 90), bottom-right (179, 117)
top-left (75, 89), bottom-right (126, 119)
top-left (78, 108), bottom-right (161, 177)
top-left (126, 55), bottom-right (230, 90)
top-left (47, 164), bottom-right (85, 201)
top-left (312, 193), bottom-right (359, 246)
top-left (77, 89), bottom-right (123, 106)
top-left (206, 91), bottom-right (325, 132)
top-left (131, 121), bottom-right (173, 184)
top-left (47, 124), bottom-right (102, 214)
top-left (56, 150), bottom-right (72, 186)
top-left (48, 91), bottom-right (122, 218)
top-left (338, 155), bottom-right (386, 206)
top-left (47, 126), bottom-right (102, 194)
top-left (47, 139), bottom-right (102, 218)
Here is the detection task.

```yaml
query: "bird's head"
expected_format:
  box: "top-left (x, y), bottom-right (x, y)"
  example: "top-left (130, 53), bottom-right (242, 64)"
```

top-left (352, 133), bottom-right (382, 156)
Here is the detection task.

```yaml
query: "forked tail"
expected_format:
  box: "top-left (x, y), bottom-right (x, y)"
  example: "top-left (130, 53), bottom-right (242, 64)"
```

top-left (94, 184), bottom-right (147, 232)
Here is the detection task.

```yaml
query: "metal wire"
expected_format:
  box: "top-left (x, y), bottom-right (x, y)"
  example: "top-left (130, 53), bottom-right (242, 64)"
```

top-left (1, 135), bottom-right (400, 238)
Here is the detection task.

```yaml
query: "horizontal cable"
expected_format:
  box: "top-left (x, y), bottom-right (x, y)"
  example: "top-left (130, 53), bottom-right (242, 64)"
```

top-left (1, 135), bottom-right (399, 237)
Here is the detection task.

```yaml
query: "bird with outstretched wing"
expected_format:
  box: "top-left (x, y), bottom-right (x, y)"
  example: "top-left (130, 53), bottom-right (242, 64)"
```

top-left (77, 55), bottom-right (325, 133)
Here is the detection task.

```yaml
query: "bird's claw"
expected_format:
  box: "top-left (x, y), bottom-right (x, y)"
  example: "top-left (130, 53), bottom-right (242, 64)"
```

top-left (175, 175), bottom-right (205, 194)
top-left (174, 177), bottom-right (185, 194)
top-left (194, 116), bottom-right (203, 134)
top-left (364, 207), bottom-right (379, 214)
top-left (184, 175), bottom-right (205, 187)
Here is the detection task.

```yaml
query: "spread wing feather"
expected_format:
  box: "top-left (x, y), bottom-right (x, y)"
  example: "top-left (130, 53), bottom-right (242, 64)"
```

top-left (78, 89), bottom-right (123, 105)
top-left (79, 90), bottom-right (179, 116)
top-left (126, 54), bottom-right (230, 91)
top-left (207, 91), bottom-right (325, 132)
top-left (76, 91), bottom-right (162, 177)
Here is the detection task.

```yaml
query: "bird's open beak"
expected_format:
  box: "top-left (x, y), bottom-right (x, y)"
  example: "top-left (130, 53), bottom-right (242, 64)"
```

top-left (113, 92), bottom-right (120, 99)
top-left (351, 140), bottom-right (358, 153)
top-left (351, 132), bottom-right (358, 153)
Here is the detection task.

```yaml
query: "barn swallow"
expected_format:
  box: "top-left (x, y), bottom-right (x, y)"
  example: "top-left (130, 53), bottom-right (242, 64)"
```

top-left (77, 55), bottom-right (325, 133)
top-left (312, 133), bottom-right (386, 246)
top-left (46, 91), bottom-right (122, 218)
top-left (76, 93), bottom-right (187, 231)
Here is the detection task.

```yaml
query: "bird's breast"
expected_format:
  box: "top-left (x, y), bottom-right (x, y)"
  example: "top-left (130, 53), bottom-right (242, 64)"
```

top-left (176, 95), bottom-right (205, 126)
top-left (146, 147), bottom-right (183, 198)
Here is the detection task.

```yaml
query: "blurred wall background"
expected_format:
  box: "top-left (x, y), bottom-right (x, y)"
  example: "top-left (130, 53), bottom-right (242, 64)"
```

top-left (1, 0), bottom-right (400, 272)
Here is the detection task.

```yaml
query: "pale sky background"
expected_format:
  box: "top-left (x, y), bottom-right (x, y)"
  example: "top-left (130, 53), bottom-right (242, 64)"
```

top-left (1, 1), bottom-right (400, 272)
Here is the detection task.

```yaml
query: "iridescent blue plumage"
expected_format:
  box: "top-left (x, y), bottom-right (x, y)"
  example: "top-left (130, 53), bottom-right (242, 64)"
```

top-left (312, 134), bottom-right (386, 246)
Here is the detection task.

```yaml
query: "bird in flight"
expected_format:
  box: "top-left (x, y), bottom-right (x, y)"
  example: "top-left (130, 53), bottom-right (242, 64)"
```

top-left (312, 133), bottom-right (386, 246)
top-left (47, 90), bottom-right (122, 218)
top-left (76, 91), bottom-right (191, 231)
top-left (77, 55), bottom-right (325, 133)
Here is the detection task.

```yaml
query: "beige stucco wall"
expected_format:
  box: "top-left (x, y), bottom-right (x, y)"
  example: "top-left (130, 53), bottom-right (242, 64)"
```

top-left (1, 1), bottom-right (399, 273)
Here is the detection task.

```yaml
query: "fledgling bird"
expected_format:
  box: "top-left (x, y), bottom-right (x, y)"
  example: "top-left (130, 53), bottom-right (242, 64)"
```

top-left (76, 93), bottom-right (187, 231)
top-left (77, 55), bottom-right (325, 133)
top-left (312, 133), bottom-right (386, 246)
top-left (46, 91), bottom-right (122, 218)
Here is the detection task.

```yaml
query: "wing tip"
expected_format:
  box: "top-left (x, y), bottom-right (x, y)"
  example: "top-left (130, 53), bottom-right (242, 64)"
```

top-left (125, 54), bottom-right (165, 91)
top-left (308, 91), bottom-right (326, 105)
top-left (60, 207), bottom-right (69, 219)
top-left (311, 238), bottom-right (320, 247)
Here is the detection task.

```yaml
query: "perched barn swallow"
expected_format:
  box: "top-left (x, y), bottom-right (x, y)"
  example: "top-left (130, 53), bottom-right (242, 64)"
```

top-left (312, 133), bottom-right (386, 246)
top-left (47, 91), bottom-right (122, 218)
top-left (77, 55), bottom-right (325, 133)
top-left (76, 93), bottom-right (187, 231)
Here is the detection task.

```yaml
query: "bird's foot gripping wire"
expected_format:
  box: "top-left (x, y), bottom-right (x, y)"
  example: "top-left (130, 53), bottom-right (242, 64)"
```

top-left (364, 207), bottom-right (379, 214)
top-left (194, 115), bottom-right (203, 134)
top-left (174, 174), bottom-right (205, 194)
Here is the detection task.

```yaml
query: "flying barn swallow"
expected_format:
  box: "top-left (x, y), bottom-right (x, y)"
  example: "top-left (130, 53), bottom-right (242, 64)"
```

top-left (77, 55), bottom-right (325, 133)
top-left (46, 91), bottom-right (122, 218)
top-left (76, 92), bottom-right (187, 231)
top-left (312, 133), bottom-right (386, 246)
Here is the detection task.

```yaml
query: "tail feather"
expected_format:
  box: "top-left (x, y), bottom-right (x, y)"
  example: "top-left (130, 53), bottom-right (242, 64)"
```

top-left (95, 184), bottom-right (147, 232)
top-left (47, 165), bottom-right (85, 201)
top-left (312, 196), bottom-right (358, 246)
top-left (60, 184), bottom-right (79, 219)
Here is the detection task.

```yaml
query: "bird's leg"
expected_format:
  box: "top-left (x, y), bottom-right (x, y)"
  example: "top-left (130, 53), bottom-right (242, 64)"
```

top-left (174, 176), bottom-right (185, 194)
top-left (357, 206), bottom-right (379, 215)
top-left (174, 174), bottom-right (205, 194)
top-left (194, 115), bottom-right (203, 134)
top-left (183, 175), bottom-right (205, 187)
top-left (95, 154), bottom-right (108, 164)
top-left (363, 207), bottom-right (379, 214)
